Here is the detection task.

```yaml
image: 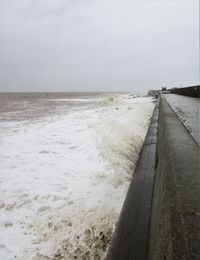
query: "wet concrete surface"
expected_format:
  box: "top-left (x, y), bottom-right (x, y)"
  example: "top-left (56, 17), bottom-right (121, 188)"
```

top-left (164, 94), bottom-right (200, 145)
top-left (107, 93), bottom-right (200, 260)
top-left (149, 95), bottom-right (200, 260)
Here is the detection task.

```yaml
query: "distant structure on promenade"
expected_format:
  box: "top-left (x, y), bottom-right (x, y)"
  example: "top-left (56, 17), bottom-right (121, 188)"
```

top-left (148, 89), bottom-right (160, 98)
top-left (148, 85), bottom-right (200, 98)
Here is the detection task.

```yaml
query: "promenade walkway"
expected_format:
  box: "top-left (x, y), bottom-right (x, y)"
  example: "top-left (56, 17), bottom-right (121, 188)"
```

top-left (164, 94), bottom-right (200, 145)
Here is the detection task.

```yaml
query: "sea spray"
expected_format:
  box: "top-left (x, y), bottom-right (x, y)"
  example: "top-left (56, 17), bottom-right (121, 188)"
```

top-left (0, 94), bottom-right (154, 259)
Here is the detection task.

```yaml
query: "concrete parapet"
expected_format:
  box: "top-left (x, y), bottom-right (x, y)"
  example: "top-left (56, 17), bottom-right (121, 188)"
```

top-left (170, 85), bottom-right (200, 97)
top-left (149, 96), bottom-right (200, 260)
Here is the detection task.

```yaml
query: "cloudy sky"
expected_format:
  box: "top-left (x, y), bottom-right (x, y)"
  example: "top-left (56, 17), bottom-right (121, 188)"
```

top-left (0, 0), bottom-right (199, 92)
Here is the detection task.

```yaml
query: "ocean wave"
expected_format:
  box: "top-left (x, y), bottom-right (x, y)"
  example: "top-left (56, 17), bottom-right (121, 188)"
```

top-left (0, 94), bottom-right (154, 260)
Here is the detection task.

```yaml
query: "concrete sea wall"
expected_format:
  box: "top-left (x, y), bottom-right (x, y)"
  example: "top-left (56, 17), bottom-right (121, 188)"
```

top-left (170, 85), bottom-right (200, 97)
top-left (107, 87), bottom-right (200, 259)
top-left (107, 100), bottom-right (159, 260)
top-left (149, 96), bottom-right (200, 260)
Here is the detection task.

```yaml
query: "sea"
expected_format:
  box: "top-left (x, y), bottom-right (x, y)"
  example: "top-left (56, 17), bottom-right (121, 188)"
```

top-left (0, 92), bottom-right (155, 260)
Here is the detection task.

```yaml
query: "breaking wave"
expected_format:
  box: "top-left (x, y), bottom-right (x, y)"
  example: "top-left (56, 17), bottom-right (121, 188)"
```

top-left (0, 94), bottom-right (154, 260)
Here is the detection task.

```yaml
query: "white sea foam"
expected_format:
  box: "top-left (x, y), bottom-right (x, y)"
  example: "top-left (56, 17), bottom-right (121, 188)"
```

top-left (0, 94), bottom-right (154, 260)
top-left (40, 98), bottom-right (103, 102)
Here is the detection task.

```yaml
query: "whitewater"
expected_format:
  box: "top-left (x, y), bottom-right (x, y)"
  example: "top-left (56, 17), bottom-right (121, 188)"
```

top-left (0, 93), bottom-right (154, 260)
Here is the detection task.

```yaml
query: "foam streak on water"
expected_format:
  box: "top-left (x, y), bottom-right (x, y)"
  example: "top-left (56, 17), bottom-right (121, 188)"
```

top-left (0, 93), bottom-right (154, 260)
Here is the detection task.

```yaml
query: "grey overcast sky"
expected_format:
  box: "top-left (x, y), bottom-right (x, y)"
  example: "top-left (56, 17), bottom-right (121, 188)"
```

top-left (0, 0), bottom-right (199, 92)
